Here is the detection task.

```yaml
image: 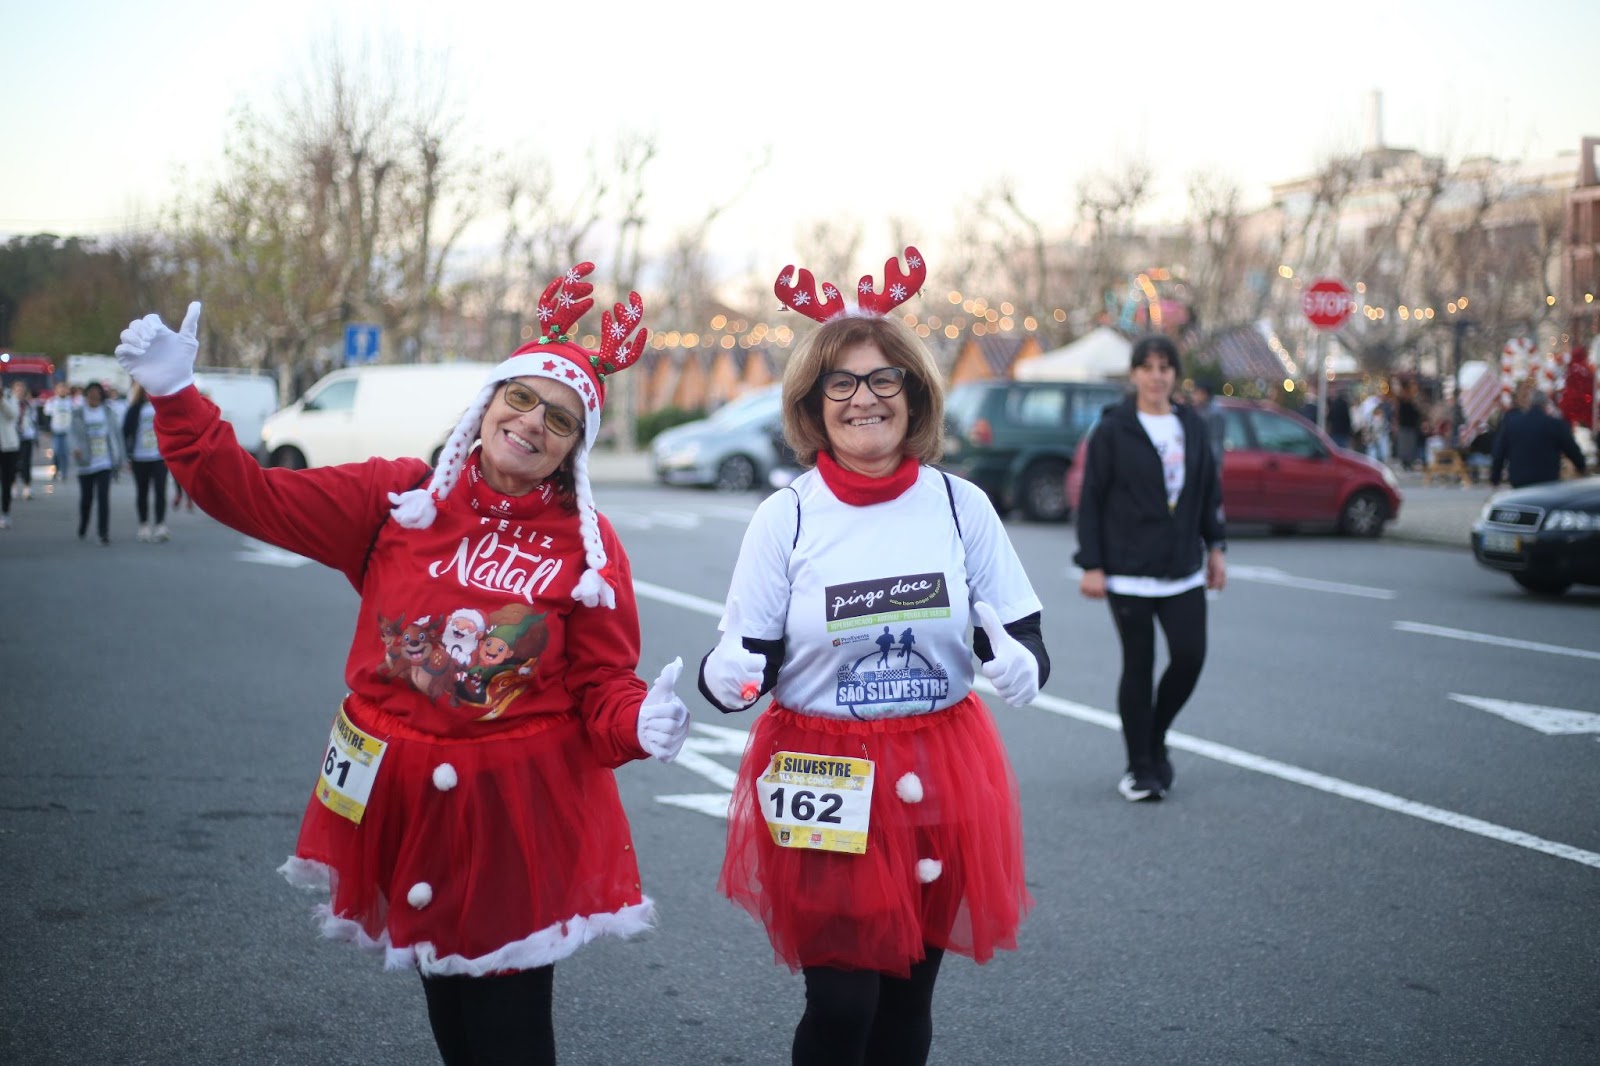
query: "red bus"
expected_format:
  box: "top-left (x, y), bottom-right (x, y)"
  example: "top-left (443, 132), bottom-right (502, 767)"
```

top-left (0, 352), bottom-right (57, 400)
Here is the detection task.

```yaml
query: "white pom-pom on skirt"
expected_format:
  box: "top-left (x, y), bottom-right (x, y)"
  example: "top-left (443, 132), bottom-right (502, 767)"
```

top-left (895, 772), bottom-right (924, 803)
top-left (915, 859), bottom-right (943, 884)
top-left (432, 764), bottom-right (458, 791)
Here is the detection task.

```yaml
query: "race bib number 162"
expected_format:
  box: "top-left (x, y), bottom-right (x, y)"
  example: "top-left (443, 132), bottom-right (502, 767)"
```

top-left (757, 751), bottom-right (874, 854)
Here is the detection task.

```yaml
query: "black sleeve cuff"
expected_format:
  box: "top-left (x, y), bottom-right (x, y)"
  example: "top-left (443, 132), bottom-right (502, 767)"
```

top-left (697, 636), bottom-right (787, 714)
top-left (972, 610), bottom-right (1050, 688)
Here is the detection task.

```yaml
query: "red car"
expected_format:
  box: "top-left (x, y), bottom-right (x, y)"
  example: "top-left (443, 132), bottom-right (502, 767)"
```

top-left (1066, 397), bottom-right (1402, 536)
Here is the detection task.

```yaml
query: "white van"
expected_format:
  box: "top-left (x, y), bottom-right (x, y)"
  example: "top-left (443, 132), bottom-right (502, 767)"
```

top-left (193, 368), bottom-right (280, 462)
top-left (261, 363), bottom-right (495, 468)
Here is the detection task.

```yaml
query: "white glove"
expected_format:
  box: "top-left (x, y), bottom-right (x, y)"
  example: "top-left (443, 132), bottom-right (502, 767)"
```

top-left (114, 301), bottom-right (201, 397)
top-left (637, 657), bottom-right (690, 762)
top-left (704, 596), bottom-right (766, 710)
top-left (974, 601), bottom-right (1039, 706)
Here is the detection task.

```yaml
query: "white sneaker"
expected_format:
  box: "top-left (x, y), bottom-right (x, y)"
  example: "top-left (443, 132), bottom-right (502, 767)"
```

top-left (154, 524), bottom-right (171, 542)
top-left (137, 524), bottom-right (153, 543)
top-left (20, 486), bottom-right (31, 500)
top-left (0, 515), bottom-right (10, 530)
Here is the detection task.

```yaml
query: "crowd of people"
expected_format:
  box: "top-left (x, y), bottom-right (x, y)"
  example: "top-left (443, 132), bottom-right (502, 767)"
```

top-left (0, 378), bottom-right (189, 542)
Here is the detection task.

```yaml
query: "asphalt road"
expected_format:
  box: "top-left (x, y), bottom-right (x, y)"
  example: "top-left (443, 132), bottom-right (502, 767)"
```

top-left (2, 477), bottom-right (1596, 1066)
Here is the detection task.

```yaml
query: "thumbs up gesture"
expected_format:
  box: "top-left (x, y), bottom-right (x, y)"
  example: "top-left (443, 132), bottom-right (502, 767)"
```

top-left (974, 601), bottom-right (1039, 707)
top-left (114, 301), bottom-right (201, 397)
top-left (703, 596), bottom-right (767, 710)
top-left (637, 657), bottom-right (690, 762)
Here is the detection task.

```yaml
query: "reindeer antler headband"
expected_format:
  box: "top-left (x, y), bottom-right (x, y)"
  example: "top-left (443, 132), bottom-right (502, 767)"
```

top-left (774, 246), bottom-right (927, 322)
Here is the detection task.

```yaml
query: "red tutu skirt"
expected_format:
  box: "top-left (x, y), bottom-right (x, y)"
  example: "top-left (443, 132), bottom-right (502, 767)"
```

top-left (280, 695), bottom-right (651, 976)
top-left (719, 693), bottom-right (1031, 977)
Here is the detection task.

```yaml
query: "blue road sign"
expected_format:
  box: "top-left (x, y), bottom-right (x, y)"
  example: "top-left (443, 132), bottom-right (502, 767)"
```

top-left (344, 323), bottom-right (381, 364)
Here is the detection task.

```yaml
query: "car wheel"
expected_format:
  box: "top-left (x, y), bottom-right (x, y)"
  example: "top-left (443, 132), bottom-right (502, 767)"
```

top-left (1338, 489), bottom-right (1387, 537)
top-left (1018, 459), bottom-right (1071, 522)
top-left (715, 455), bottom-right (758, 493)
top-left (1511, 573), bottom-right (1572, 596)
top-left (270, 446), bottom-right (307, 470)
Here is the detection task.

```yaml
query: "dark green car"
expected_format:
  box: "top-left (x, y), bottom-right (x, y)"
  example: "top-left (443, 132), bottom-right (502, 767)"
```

top-left (940, 379), bottom-right (1124, 521)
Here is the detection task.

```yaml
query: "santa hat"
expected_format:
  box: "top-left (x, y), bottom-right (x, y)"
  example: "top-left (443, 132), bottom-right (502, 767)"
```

top-left (387, 262), bottom-right (648, 609)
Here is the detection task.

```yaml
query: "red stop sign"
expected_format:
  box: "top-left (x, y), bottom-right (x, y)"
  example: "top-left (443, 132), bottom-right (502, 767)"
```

top-left (1302, 277), bottom-right (1353, 330)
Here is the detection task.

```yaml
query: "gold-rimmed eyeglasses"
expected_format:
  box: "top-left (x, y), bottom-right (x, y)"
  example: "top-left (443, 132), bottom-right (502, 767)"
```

top-left (500, 381), bottom-right (583, 437)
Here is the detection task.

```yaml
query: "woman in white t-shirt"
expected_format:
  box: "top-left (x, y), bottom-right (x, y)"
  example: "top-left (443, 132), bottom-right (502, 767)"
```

top-left (697, 249), bottom-right (1049, 1066)
top-left (68, 381), bottom-right (126, 544)
top-left (1074, 335), bottom-right (1227, 802)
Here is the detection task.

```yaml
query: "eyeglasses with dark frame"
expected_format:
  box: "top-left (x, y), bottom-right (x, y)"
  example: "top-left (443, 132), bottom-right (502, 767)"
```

top-left (499, 381), bottom-right (583, 438)
top-left (818, 366), bottom-right (907, 402)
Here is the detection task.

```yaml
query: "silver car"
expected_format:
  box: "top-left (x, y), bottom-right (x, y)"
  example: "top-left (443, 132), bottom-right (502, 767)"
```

top-left (651, 386), bottom-right (784, 491)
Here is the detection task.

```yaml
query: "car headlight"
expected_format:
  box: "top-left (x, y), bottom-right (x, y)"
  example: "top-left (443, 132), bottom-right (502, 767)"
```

top-left (1543, 509), bottom-right (1599, 531)
top-left (664, 441), bottom-right (700, 464)
top-left (1380, 465), bottom-right (1398, 490)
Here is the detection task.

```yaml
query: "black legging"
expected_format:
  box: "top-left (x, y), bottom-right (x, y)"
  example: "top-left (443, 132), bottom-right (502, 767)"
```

top-left (78, 469), bottom-right (112, 540)
top-left (0, 450), bottom-right (16, 515)
top-left (14, 439), bottom-right (32, 487)
top-left (132, 459), bottom-right (168, 524)
top-left (421, 966), bottom-right (556, 1066)
top-left (1107, 586), bottom-right (1207, 773)
top-left (793, 947), bottom-right (945, 1066)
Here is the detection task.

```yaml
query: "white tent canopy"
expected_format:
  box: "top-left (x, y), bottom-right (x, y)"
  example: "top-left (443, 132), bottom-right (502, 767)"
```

top-left (1014, 327), bottom-right (1132, 382)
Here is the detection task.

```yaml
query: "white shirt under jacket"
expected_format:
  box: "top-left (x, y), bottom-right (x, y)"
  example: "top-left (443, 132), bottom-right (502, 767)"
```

top-left (721, 466), bottom-right (1042, 721)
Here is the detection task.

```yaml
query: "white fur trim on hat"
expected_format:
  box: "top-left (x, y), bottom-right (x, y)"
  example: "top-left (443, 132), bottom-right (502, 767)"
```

top-left (896, 772), bottom-right (924, 803)
top-left (916, 859), bottom-right (943, 884)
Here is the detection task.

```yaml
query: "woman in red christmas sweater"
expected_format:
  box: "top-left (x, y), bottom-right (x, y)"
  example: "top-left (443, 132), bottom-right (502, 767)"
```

top-left (113, 265), bottom-right (689, 1066)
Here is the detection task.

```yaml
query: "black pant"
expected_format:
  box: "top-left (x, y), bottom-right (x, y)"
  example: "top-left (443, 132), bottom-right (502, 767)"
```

top-left (420, 966), bottom-right (556, 1066)
top-left (0, 449), bottom-right (16, 514)
top-left (14, 439), bottom-right (32, 487)
top-left (132, 459), bottom-right (168, 524)
top-left (77, 469), bottom-right (112, 540)
top-left (793, 947), bottom-right (945, 1066)
top-left (1107, 587), bottom-right (1207, 773)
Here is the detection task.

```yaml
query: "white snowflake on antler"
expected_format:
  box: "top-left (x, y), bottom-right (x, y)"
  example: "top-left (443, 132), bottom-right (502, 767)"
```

top-left (537, 306), bottom-right (554, 322)
top-left (557, 292), bottom-right (575, 307)
top-left (889, 283), bottom-right (907, 300)
top-left (858, 279), bottom-right (874, 294)
top-left (822, 285), bottom-right (840, 299)
top-left (564, 268), bottom-right (583, 283)
top-left (906, 254), bottom-right (922, 269)
top-left (624, 304), bottom-right (642, 322)
top-left (608, 322), bottom-right (627, 339)
top-left (792, 291), bottom-right (812, 306)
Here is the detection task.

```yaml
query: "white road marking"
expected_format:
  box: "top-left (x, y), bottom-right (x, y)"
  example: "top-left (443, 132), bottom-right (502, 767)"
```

top-left (1394, 621), bottom-right (1600, 662)
top-left (235, 538), bottom-right (311, 567)
top-left (1448, 694), bottom-right (1600, 735)
top-left (1226, 564), bottom-right (1397, 599)
top-left (656, 793), bottom-right (732, 818)
top-left (633, 580), bottom-right (1600, 869)
top-left (654, 724), bottom-right (749, 819)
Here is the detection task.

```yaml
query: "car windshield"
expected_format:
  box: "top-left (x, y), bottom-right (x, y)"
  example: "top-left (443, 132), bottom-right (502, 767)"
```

top-left (708, 390), bottom-right (781, 427)
top-left (944, 386), bottom-right (984, 426)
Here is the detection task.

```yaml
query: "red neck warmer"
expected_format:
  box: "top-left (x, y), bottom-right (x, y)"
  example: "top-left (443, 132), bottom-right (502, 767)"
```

top-left (815, 450), bottom-right (920, 506)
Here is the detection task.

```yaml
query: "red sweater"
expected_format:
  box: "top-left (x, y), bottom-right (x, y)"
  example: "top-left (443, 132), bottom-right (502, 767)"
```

top-left (153, 386), bottom-right (648, 763)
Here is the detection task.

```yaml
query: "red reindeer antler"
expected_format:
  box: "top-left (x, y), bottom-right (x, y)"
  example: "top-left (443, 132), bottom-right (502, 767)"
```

top-left (596, 291), bottom-right (648, 376)
top-left (855, 246), bottom-right (927, 316)
top-left (535, 262), bottom-right (596, 340)
top-left (774, 265), bottom-right (847, 323)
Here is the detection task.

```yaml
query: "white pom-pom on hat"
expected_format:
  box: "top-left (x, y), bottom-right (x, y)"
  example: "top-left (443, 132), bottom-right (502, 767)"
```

top-left (916, 859), bottom-right (943, 884)
top-left (407, 882), bottom-right (434, 908)
top-left (432, 764), bottom-right (458, 791)
top-left (896, 772), bottom-right (924, 803)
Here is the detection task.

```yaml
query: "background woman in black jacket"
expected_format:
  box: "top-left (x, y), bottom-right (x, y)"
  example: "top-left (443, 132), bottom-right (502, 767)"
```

top-left (1074, 335), bottom-right (1226, 801)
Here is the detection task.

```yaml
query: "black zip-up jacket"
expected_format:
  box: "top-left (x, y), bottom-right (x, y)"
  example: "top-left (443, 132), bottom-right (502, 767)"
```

top-left (1073, 398), bottom-right (1226, 579)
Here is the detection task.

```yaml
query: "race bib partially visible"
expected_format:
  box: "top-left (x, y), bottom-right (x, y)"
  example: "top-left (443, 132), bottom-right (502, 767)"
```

top-left (315, 705), bottom-right (387, 824)
top-left (138, 425), bottom-right (158, 454)
top-left (757, 750), bottom-right (874, 854)
top-left (88, 435), bottom-right (109, 462)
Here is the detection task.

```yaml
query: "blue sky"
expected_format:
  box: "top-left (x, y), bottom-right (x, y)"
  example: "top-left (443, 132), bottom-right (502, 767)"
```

top-left (5, 0), bottom-right (1597, 276)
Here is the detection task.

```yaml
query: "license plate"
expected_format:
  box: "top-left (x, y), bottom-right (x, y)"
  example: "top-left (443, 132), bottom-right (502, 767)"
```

top-left (1482, 532), bottom-right (1521, 553)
